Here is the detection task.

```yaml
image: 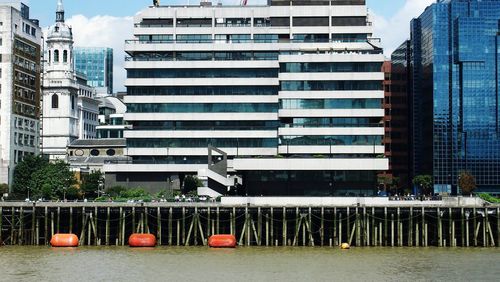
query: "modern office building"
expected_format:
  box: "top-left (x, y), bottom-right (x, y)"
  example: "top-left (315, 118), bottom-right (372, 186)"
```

top-left (74, 47), bottom-right (113, 96)
top-left (41, 0), bottom-right (99, 159)
top-left (106, 0), bottom-right (388, 195)
top-left (96, 96), bottom-right (129, 139)
top-left (381, 46), bottom-right (411, 192)
top-left (407, 0), bottom-right (500, 194)
top-left (0, 2), bottom-right (42, 187)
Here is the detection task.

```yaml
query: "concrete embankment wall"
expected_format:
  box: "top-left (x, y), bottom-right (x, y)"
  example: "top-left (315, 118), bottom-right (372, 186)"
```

top-left (0, 201), bottom-right (498, 247)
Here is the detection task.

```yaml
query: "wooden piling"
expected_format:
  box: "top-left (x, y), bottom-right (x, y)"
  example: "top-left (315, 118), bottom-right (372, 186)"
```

top-left (320, 207), bottom-right (324, 246)
top-left (437, 208), bottom-right (442, 247)
top-left (106, 207), bottom-right (110, 246)
top-left (461, 208), bottom-right (465, 247)
top-left (384, 207), bottom-right (388, 246)
top-left (182, 207), bottom-right (186, 245)
top-left (391, 213), bottom-right (394, 247)
top-left (466, 210), bottom-right (470, 247)
top-left (397, 208), bottom-right (401, 247)
top-left (0, 207), bottom-right (2, 243)
top-left (497, 208), bottom-right (500, 247)
top-left (258, 207), bottom-right (262, 246)
top-left (168, 207), bottom-right (173, 246)
top-left (216, 207), bottom-right (220, 235)
top-left (69, 207), bottom-right (73, 234)
top-left (338, 212), bottom-right (342, 246)
top-left (483, 208), bottom-right (487, 247)
top-left (56, 207), bottom-right (60, 234)
top-left (270, 207), bottom-right (274, 244)
top-left (157, 207), bottom-right (162, 246)
top-left (473, 207), bottom-right (477, 247)
top-left (333, 208), bottom-right (337, 246)
top-left (282, 207), bottom-right (286, 246)
top-left (409, 207), bottom-right (413, 247)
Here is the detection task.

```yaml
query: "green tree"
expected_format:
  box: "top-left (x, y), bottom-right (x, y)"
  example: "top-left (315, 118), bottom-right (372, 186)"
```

top-left (183, 175), bottom-right (202, 194)
top-left (81, 170), bottom-right (104, 199)
top-left (30, 160), bottom-right (77, 199)
top-left (458, 171), bottom-right (476, 196)
top-left (0, 183), bottom-right (8, 194)
top-left (12, 155), bottom-right (47, 197)
top-left (105, 185), bottom-right (127, 198)
top-left (413, 175), bottom-right (433, 195)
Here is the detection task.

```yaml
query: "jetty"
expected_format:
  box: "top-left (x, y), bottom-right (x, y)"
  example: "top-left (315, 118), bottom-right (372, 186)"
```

top-left (0, 197), bottom-right (498, 247)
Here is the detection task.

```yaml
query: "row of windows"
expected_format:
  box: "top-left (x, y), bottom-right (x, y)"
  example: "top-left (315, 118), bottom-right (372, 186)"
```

top-left (14, 70), bottom-right (36, 87)
top-left (14, 132), bottom-right (36, 147)
top-left (14, 86), bottom-right (36, 102)
top-left (280, 99), bottom-right (382, 109)
top-left (14, 39), bottom-right (37, 58)
top-left (127, 86), bottom-right (278, 96)
top-left (14, 102), bottom-right (36, 117)
top-left (284, 117), bottom-right (382, 128)
top-left (133, 33), bottom-right (368, 43)
top-left (128, 138), bottom-right (278, 148)
top-left (281, 81), bottom-right (382, 91)
top-left (130, 51), bottom-right (279, 61)
top-left (127, 135), bottom-right (381, 148)
top-left (49, 49), bottom-right (70, 64)
top-left (280, 62), bottom-right (382, 73)
top-left (14, 117), bottom-right (37, 132)
top-left (130, 118), bottom-right (381, 131)
top-left (127, 68), bottom-right (278, 79)
top-left (131, 121), bottom-right (279, 130)
top-left (127, 103), bottom-right (278, 113)
top-left (280, 135), bottom-right (382, 146)
top-left (14, 55), bottom-right (38, 72)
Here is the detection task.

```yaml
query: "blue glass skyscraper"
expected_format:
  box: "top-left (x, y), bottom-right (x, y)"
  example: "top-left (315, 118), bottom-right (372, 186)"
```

top-left (74, 47), bottom-right (113, 95)
top-left (410, 0), bottom-right (500, 194)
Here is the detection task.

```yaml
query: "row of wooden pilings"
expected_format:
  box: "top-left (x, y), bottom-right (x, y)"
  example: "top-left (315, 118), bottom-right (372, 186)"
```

top-left (0, 204), bottom-right (499, 247)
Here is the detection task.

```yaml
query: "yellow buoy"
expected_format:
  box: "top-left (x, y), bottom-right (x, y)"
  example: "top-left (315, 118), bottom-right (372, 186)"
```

top-left (341, 243), bottom-right (350, 249)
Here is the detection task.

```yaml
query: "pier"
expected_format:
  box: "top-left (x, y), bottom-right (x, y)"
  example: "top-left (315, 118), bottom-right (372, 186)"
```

top-left (0, 199), bottom-right (499, 247)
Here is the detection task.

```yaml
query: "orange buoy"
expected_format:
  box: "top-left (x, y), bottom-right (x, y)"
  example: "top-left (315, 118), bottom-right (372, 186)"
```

top-left (208, 234), bottom-right (237, 248)
top-left (128, 233), bottom-right (156, 247)
top-left (50, 234), bottom-right (79, 247)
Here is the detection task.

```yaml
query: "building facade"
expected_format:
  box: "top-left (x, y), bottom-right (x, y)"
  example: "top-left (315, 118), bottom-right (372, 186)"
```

top-left (0, 2), bottom-right (42, 187)
top-left (107, 0), bottom-right (388, 195)
top-left (41, 0), bottom-right (99, 159)
top-left (74, 47), bottom-right (113, 96)
top-left (409, 0), bottom-right (500, 194)
top-left (381, 44), bottom-right (412, 192)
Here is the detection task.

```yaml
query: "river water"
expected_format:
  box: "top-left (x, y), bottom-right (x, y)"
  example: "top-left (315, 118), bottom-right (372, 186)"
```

top-left (0, 246), bottom-right (499, 282)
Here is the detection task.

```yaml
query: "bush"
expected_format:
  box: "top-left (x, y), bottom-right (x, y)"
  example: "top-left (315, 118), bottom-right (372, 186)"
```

top-left (0, 183), bottom-right (8, 194)
top-left (478, 193), bottom-right (500, 204)
top-left (119, 188), bottom-right (149, 198)
top-left (105, 186), bottom-right (127, 197)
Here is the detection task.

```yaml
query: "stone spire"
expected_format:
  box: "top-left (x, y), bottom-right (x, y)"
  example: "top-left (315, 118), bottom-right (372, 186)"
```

top-left (56, 0), bottom-right (65, 23)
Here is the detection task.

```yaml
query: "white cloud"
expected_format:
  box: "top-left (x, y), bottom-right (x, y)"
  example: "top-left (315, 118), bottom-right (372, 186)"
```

top-left (65, 15), bottom-right (134, 93)
top-left (371, 0), bottom-right (435, 57)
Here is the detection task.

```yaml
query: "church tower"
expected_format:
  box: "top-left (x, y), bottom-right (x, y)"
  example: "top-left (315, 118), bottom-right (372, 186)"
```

top-left (41, 0), bottom-right (80, 159)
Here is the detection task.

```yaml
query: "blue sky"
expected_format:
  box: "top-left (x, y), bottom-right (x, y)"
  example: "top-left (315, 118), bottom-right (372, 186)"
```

top-left (22, 0), bottom-right (406, 27)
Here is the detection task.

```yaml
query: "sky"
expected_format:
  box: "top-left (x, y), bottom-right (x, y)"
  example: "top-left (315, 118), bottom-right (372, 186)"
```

top-left (8, 0), bottom-right (435, 92)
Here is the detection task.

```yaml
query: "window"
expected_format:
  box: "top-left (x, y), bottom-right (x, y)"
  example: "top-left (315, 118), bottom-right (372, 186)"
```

top-left (54, 50), bottom-right (59, 62)
top-left (63, 50), bottom-right (68, 63)
top-left (106, 149), bottom-right (116, 156)
top-left (90, 149), bottom-right (100, 156)
top-left (51, 94), bottom-right (58, 108)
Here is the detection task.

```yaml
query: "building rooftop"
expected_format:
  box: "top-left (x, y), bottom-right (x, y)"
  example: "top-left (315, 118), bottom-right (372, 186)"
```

top-left (68, 138), bottom-right (126, 148)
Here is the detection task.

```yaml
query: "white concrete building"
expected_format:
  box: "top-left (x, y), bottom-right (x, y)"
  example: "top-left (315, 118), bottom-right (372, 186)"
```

top-left (41, 0), bottom-right (99, 159)
top-left (107, 0), bottom-right (388, 196)
top-left (0, 2), bottom-right (42, 187)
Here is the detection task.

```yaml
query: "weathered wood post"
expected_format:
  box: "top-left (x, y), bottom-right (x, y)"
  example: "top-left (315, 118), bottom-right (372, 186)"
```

top-left (216, 207), bottom-right (220, 235)
top-left (207, 207), bottom-right (211, 238)
top-left (320, 207), bottom-right (324, 246)
top-left (106, 207), bottom-right (110, 246)
top-left (461, 208), bottom-right (465, 247)
top-left (282, 207), bottom-right (287, 246)
top-left (338, 212), bottom-right (342, 245)
top-left (31, 206), bottom-right (36, 245)
top-left (270, 207), bottom-right (274, 244)
top-left (69, 207), bottom-right (73, 234)
top-left (391, 213), bottom-right (394, 247)
top-left (473, 207), bottom-right (477, 247)
top-left (168, 207), bottom-right (173, 246)
top-left (333, 207), bottom-right (337, 246)
top-left (397, 208), bottom-right (401, 247)
top-left (384, 207), bottom-right (388, 246)
top-left (438, 207), bottom-right (442, 247)
top-left (497, 208), bottom-right (500, 247)
top-left (157, 207), bottom-right (162, 246)
top-left (182, 207), bottom-right (186, 245)
top-left (56, 207), bottom-right (60, 234)
top-left (409, 207), bottom-right (413, 247)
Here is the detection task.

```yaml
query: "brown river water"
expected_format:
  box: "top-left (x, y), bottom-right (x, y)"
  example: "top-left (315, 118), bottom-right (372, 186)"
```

top-left (0, 246), bottom-right (499, 282)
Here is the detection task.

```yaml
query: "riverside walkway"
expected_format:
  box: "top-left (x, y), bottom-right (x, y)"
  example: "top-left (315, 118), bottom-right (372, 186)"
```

top-left (0, 197), bottom-right (498, 248)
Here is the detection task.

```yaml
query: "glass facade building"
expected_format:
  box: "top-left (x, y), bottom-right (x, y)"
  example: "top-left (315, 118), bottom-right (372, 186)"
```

top-left (74, 47), bottom-right (113, 95)
top-left (409, 0), bottom-right (500, 194)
